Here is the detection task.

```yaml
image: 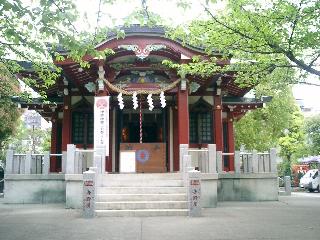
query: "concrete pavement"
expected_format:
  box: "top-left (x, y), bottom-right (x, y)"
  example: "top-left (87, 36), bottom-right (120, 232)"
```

top-left (0, 193), bottom-right (319, 240)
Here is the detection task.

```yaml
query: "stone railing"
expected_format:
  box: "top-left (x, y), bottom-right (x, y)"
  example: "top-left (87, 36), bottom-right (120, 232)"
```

top-left (180, 145), bottom-right (279, 211)
top-left (234, 149), bottom-right (277, 174)
top-left (5, 150), bottom-right (64, 174)
top-left (180, 144), bottom-right (218, 216)
top-left (66, 144), bottom-right (96, 174)
top-left (182, 144), bottom-right (217, 174)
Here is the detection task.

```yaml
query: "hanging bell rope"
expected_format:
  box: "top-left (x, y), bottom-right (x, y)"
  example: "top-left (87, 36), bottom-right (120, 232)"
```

top-left (139, 95), bottom-right (143, 143)
top-left (103, 78), bottom-right (182, 95)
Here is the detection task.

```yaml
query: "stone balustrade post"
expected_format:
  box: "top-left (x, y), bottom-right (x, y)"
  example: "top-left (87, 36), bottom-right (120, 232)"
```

top-left (83, 169), bottom-right (96, 218)
top-left (188, 170), bottom-right (201, 217)
top-left (243, 154), bottom-right (249, 173)
top-left (94, 154), bottom-right (103, 174)
top-left (5, 149), bottom-right (14, 174)
top-left (89, 167), bottom-right (98, 181)
top-left (183, 154), bottom-right (192, 187)
top-left (208, 144), bottom-right (217, 174)
top-left (66, 144), bottom-right (76, 174)
top-left (25, 152), bottom-right (32, 174)
top-left (62, 151), bottom-right (67, 174)
top-left (252, 150), bottom-right (258, 173)
top-left (234, 151), bottom-right (240, 173)
top-left (270, 148), bottom-right (277, 173)
top-left (76, 151), bottom-right (83, 174)
top-left (284, 176), bottom-right (291, 195)
top-left (94, 147), bottom-right (106, 174)
top-left (43, 152), bottom-right (50, 175)
top-left (216, 151), bottom-right (223, 173)
top-left (179, 144), bottom-right (189, 172)
top-left (247, 153), bottom-right (253, 173)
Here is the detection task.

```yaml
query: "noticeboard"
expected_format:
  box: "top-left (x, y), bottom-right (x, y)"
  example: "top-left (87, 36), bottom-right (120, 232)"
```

top-left (120, 151), bottom-right (136, 173)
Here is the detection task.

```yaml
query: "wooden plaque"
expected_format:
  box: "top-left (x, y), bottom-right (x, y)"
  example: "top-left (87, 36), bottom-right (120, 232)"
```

top-left (120, 143), bottom-right (166, 173)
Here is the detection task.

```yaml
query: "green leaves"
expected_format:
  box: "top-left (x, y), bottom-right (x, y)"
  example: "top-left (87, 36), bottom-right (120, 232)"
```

top-left (0, 0), bottom-right (101, 92)
top-left (234, 82), bottom-right (306, 158)
top-left (305, 115), bottom-right (320, 155)
top-left (170, 0), bottom-right (320, 85)
top-left (0, 64), bottom-right (21, 160)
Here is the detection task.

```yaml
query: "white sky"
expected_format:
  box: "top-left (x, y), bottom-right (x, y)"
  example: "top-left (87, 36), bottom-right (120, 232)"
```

top-left (74, 0), bottom-right (214, 29)
top-left (293, 84), bottom-right (320, 110)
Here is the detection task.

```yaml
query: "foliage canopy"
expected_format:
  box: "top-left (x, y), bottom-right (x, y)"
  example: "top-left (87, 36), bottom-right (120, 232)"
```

top-left (169, 0), bottom-right (320, 85)
top-left (0, 64), bottom-right (21, 161)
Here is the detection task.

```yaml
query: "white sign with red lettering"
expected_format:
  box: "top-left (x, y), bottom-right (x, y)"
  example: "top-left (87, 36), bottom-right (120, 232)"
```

top-left (188, 170), bottom-right (201, 217)
top-left (94, 96), bottom-right (110, 156)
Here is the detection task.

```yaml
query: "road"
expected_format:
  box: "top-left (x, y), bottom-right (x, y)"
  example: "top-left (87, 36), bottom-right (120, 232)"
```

top-left (0, 193), bottom-right (320, 240)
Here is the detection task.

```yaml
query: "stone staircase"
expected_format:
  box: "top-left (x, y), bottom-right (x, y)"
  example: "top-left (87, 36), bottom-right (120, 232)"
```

top-left (95, 173), bottom-right (188, 217)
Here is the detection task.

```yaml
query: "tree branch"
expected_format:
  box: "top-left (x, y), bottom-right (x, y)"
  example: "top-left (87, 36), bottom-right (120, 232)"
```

top-left (288, 1), bottom-right (303, 51)
top-left (229, 46), bottom-right (281, 55)
top-left (94, 0), bottom-right (102, 40)
top-left (51, 0), bottom-right (79, 34)
top-left (285, 51), bottom-right (320, 76)
top-left (141, 0), bottom-right (150, 20)
top-left (201, 1), bottom-right (320, 77)
top-left (200, 3), bottom-right (257, 42)
top-left (0, 41), bottom-right (23, 47)
top-left (273, 64), bottom-right (300, 68)
top-left (298, 81), bottom-right (320, 87)
top-left (308, 52), bottom-right (320, 67)
top-left (240, 8), bottom-right (320, 77)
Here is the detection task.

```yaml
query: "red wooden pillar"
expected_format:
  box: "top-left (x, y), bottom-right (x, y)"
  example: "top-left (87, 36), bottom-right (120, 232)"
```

top-left (176, 86), bottom-right (189, 171)
top-left (62, 95), bottom-right (71, 151)
top-left (213, 95), bottom-right (223, 151)
top-left (173, 108), bottom-right (179, 171)
top-left (50, 113), bottom-right (58, 172)
top-left (227, 113), bottom-right (235, 171)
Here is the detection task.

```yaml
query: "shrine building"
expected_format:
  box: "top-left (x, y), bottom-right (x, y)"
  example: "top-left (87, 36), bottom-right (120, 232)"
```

top-left (5, 25), bottom-right (279, 215)
top-left (17, 25), bottom-right (267, 174)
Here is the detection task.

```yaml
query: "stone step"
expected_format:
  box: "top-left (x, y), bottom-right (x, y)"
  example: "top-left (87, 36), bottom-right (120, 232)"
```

top-left (96, 193), bottom-right (187, 202)
top-left (100, 179), bottom-right (184, 187)
top-left (98, 173), bottom-right (182, 181)
top-left (96, 201), bottom-right (188, 210)
top-left (97, 186), bottom-right (186, 194)
top-left (95, 209), bottom-right (188, 217)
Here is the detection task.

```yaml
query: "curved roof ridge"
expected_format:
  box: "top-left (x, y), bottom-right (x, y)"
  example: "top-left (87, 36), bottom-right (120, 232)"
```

top-left (100, 24), bottom-right (209, 54)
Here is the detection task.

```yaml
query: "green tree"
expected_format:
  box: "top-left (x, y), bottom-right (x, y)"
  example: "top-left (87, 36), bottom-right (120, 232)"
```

top-left (305, 115), bottom-right (320, 155)
top-left (167, 0), bottom-right (320, 86)
top-left (1, 0), bottom-right (112, 89)
top-left (234, 81), bottom-right (307, 175)
top-left (9, 120), bottom-right (51, 154)
top-left (0, 64), bottom-right (21, 163)
top-left (278, 110), bottom-right (306, 175)
top-left (3, 0), bottom-right (319, 88)
top-left (235, 79), bottom-right (303, 149)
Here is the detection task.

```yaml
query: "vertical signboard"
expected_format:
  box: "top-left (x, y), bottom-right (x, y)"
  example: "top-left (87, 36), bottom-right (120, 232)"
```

top-left (94, 96), bottom-right (110, 156)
